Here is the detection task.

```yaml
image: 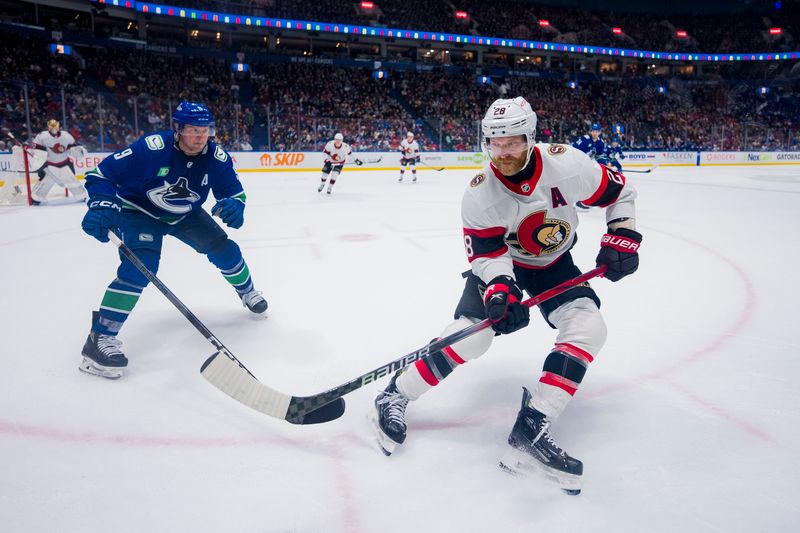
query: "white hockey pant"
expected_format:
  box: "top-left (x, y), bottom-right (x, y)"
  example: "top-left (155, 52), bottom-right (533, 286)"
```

top-left (395, 297), bottom-right (606, 417)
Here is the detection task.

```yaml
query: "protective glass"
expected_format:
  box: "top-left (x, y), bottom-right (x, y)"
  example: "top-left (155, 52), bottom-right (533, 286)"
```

top-left (486, 137), bottom-right (529, 157)
top-left (179, 124), bottom-right (216, 138)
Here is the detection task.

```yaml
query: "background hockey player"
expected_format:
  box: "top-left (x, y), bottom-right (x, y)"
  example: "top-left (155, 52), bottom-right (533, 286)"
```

top-left (78, 101), bottom-right (268, 379)
top-left (29, 119), bottom-right (87, 204)
top-left (371, 97), bottom-right (641, 495)
top-left (317, 132), bottom-right (362, 194)
top-left (605, 134), bottom-right (626, 171)
top-left (398, 131), bottom-right (420, 182)
top-left (572, 123), bottom-right (608, 209)
top-left (572, 123), bottom-right (608, 165)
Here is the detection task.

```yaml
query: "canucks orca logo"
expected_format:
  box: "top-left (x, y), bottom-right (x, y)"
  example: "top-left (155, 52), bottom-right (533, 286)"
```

top-left (146, 177), bottom-right (200, 214)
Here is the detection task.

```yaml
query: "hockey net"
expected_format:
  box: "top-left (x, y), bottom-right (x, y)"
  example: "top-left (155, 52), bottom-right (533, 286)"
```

top-left (0, 145), bottom-right (64, 205)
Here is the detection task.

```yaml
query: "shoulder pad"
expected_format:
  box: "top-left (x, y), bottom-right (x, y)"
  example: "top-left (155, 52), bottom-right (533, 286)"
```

top-left (547, 144), bottom-right (567, 156)
top-left (470, 173), bottom-right (487, 188)
top-left (144, 134), bottom-right (166, 151)
top-left (213, 145), bottom-right (228, 162)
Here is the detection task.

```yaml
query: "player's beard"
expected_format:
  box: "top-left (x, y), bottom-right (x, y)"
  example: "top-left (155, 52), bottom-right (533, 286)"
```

top-left (492, 150), bottom-right (529, 176)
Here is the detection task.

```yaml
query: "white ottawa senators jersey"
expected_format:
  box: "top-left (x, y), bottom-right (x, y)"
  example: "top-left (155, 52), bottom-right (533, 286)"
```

top-left (32, 130), bottom-right (76, 165)
top-left (400, 139), bottom-right (419, 158)
top-left (323, 140), bottom-right (353, 164)
top-left (462, 143), bottom-right (637, 282)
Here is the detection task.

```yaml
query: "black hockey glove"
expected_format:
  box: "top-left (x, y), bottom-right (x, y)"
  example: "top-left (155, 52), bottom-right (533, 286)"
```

top-left (415, 155), bottom-right (421, 163)
top-left (596, 228), bottom-right (642, 282)
top-left (483, 276), bottom-right (530, 334)
top-left (81, 196), bottom-right (121, 243)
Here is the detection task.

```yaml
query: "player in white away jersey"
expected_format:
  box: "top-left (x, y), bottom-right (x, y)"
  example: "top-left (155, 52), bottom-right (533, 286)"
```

top-left (371, 97), bottom-right (642, 495)
top-left (398, 131), bottom-right (420, 182)
top-left (30, 119), bottom-right (87, 204)
top-left (317, 133), bottom-right (362, 194)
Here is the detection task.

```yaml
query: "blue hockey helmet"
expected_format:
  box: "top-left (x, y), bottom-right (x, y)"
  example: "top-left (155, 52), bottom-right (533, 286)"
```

top-left (612, 134), bottom-right (621, 143)
top-left (172, 101), bottom-right (216, 136)
top-left (591, 123), bottom-right (602, 131)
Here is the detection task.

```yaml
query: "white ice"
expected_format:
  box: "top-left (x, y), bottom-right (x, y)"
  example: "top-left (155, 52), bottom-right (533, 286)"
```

top-left (1, 165), bottom-right (799, 532)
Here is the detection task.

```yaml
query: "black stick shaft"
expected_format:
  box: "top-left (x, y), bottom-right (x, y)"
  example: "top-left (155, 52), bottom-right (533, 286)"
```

top-left (290, 266), bottom-right (607, 418)
top-left (107, 231), bottom-right (256, 378)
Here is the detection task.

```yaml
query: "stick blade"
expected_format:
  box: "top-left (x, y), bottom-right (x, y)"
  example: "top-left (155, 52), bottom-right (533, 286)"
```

top-left (292, 399), bottom-right (346, 425)
top-left (200, 352), bottom-right (346, 425)
top-left (200, 351), bottom-right (292, 420)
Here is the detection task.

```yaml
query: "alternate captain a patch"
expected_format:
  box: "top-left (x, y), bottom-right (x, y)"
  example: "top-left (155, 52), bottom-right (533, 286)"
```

top-left (470, 173), bottom-right (486, 187)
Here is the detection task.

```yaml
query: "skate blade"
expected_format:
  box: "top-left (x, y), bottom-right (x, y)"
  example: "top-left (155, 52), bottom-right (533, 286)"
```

top-left (367, 408), bottom-right (399, 456)
top-left (499, 446), bottom-right (582, 495)
top-left (78, 357), bottom-right (123, 380)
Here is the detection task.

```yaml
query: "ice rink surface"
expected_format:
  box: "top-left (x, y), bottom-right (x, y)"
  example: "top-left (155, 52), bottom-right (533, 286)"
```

top-left (1, 164), bottom-right (799, 532)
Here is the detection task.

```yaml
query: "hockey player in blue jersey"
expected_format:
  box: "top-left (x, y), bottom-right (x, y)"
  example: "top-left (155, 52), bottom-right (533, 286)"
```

top-left (573, 123), bottom-right (608, 209)
top-left (572, 123), bottom-right (607, 164)
top-left (78, 101), bottom-right (268, 379)
top-left (605, 135), bottom-right (625, 171)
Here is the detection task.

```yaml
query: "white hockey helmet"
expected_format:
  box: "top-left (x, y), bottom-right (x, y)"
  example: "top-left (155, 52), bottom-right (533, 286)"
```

top-left (406, 131), bottom-right (414, 138)
top-left (481, 97), bottom-right (537, 166)
top-left (334, 132), bottom-right (344, 141)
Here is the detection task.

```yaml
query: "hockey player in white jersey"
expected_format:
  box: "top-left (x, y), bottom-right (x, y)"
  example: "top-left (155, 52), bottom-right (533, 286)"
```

top-left (371, 97), bottom-right (642, 495)
top-left (29, 119), bottom-right (87, 204)
top-left (317, 133), bottom-right (362, 194)
top-left (398, 131), bottom-right (420, 182)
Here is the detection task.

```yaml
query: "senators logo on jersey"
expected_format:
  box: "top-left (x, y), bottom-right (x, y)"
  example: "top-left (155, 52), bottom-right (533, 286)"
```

top-left (548, 144), bottom-right (567, 156)
top-left (506, 210), bottom-right (571, 257)
top-left (470, 173), bottom-right (486, 188)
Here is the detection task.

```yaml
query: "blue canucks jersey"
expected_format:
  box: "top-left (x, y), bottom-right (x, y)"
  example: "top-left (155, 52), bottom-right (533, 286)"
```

top-left (84, 131), bottom-right (244, 224)
top-left (572, 135), bottom-right (606, 161)
top-left (605, 144), bottom-right (625, 163)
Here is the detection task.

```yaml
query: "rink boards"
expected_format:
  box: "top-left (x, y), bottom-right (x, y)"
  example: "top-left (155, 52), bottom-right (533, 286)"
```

top-left (2, 149), bottom-right (800, 185)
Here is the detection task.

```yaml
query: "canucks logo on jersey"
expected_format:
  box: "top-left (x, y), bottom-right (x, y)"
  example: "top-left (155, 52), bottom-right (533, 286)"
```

top-left (146, 177), bottom-right (201, 214)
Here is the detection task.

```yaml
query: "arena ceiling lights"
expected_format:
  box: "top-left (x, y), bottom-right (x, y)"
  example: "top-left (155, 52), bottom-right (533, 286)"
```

top-left (91, 0), bottom-right (799, 63)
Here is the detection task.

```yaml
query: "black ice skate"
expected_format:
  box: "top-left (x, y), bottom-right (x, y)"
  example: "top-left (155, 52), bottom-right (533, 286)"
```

top-left (499, 387), bottom-right (583, 495)
top-left (79, 312), bottom-right (128, 380)
top-left (370, 373), bottom-right (409, 456)
top-left (241, 289), bottom-right (268, 314)
top-left (317, 183), bottom-right (325, 193)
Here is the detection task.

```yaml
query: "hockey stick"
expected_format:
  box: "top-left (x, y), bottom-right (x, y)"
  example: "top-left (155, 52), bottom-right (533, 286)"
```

top-left (200, 265), bottom-right (607, 425)
top-left (622, 164), bottom-right (659, 174)
top-left (107, 231), bottom-right (345, 425)
top-left (358, 155), bottom-right (382, 165)
top-left (418, 160), bottom-right (445, 171)
top-left (113, 226), bottom-right (605, 424)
